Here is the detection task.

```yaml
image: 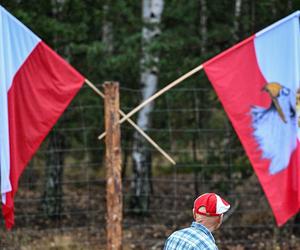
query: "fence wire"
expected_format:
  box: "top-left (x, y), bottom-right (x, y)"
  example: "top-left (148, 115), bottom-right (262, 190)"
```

top-left (1, 84), bottom-right (300, 250)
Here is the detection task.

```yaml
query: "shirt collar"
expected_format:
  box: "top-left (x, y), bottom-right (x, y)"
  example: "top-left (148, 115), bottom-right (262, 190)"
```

top-left (191, 221), bottom-right (216, 243)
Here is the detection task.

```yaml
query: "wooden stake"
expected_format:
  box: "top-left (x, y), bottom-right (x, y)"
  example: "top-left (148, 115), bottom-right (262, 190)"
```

top-left (104, 82), bottom-right (122, 250)
top-left (85, 79), bottom-right (176, 165)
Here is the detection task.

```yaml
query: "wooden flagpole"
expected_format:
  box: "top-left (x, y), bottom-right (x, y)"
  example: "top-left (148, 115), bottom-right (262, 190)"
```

top-left (98, 64), bottom-right (203, 139)
top-left (85, 79), bottom-right (176, 165)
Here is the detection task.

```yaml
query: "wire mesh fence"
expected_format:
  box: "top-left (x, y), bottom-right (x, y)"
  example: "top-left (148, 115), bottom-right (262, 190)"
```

top-left (1, 84), bottom-right (300, 249)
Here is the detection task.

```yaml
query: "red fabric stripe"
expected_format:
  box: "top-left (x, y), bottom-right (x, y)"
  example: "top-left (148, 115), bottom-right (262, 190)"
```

top-left (3, 42), bottom-right (84, 229)
top-left (203, 37), bottom-right (300, 226)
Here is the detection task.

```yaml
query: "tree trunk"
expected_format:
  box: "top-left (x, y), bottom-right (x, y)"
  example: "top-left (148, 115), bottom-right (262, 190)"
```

top-left (199, 0), bottom-right (207, 55)
top-left (271, 0), bottom-right (277, 18)
top-left (250, 0), bottom-right (255, 33)
top-left (102, 3), bottom-right (113, 54)
top-left (195, 0), bottom-right (207, 196)
top-left (130, 0), bottom-right (164, 214)
top-left (287, 0), bottom-right (293, 12)
top-left (42, 131), bottom-right (65, 219)
top-left (41, 0), bottom-right (66, 220)
top-left (233, 0), bottom-right (242, 42)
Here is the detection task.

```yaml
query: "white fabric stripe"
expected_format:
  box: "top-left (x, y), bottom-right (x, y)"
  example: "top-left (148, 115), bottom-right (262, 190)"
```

top-left (0, 6), bottom-right (40, 90)
top-left (0, 5), bottom-right (40, 204)
top-left (254, 14), bottom-right (300, 92)
top-left (2, 194), bottom-right (6, 204)
top-left (0, 69), bottom-right (11, 203)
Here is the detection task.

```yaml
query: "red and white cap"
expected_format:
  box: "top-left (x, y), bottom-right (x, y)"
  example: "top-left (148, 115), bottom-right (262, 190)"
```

top-left (194, 193), bottom-right (230, 216)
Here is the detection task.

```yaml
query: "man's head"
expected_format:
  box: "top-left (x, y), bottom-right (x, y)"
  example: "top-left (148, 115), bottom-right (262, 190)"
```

top-left (193, 193), bottom-right (230, 232)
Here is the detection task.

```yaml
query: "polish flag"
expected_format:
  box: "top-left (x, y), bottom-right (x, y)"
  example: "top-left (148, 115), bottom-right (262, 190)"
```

top-left (204, 11), bottom-right (300, 226)
top-left (0, 6), bottom-right (84, 229)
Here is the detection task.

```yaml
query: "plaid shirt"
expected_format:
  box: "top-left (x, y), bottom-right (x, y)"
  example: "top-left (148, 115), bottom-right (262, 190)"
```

top-left (164, 222), bottom-right (218, 250)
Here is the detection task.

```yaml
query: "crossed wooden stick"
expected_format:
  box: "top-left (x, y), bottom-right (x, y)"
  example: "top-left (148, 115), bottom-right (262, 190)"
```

top-left (86, 64), bottom-right (203, 165)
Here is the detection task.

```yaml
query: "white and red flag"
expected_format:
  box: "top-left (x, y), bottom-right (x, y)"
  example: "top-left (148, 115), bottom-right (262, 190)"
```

top-left (204, 12), bottom-right (300, 226)
top-left (0, 5), bottom-right (84, 229)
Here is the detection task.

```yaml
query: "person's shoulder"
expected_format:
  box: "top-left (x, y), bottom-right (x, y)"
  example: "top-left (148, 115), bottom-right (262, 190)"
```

top-left (168, 226), bottom-right (197, 240)
top-left (164, 227), bottom-right (206, 250)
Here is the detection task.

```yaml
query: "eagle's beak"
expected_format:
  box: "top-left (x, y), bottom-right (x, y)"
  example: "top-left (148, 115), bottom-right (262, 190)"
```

top-left (263, 82), bottom-right (287, 123)
top-left (272, 97), bottom-right (287, 123)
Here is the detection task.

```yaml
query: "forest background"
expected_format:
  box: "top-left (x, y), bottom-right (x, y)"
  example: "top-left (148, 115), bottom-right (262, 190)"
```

top-left (1, 0), bottom-right (300, 249)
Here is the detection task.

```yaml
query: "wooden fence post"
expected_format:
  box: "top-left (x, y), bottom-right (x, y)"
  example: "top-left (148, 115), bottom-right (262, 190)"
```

top-left (104, 82), bottom-right (122, 250)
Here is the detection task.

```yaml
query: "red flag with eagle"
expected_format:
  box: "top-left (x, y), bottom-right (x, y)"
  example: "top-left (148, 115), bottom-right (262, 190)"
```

top-left (203, 11), bottom-right (300, 226)
top-left (0, 6), bottom-right (84, 229)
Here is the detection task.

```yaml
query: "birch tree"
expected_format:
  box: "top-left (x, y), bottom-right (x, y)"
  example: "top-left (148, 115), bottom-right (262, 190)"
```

top-left (42, 131), bottom-right (65, 219)
top-left (233, 0), bottom-right (242, 42)
top-left (102, 3), bottom-right (113, 54)
top-left (130, 0), bottom-right (164, 213)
